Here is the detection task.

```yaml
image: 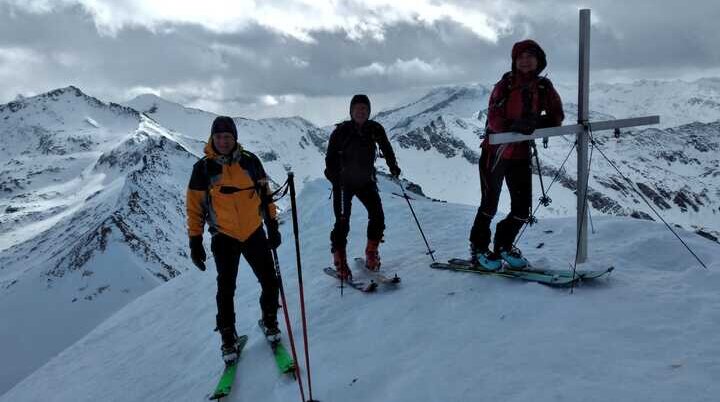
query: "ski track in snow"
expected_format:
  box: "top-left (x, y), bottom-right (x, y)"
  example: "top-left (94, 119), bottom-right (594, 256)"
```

top-left (2, 178), bottom-right (719, 402)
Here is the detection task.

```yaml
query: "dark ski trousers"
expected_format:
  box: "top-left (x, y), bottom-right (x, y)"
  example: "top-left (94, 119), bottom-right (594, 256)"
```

top-left (330, 182), bottom-right (385, 251)
top-left (470, 148), bottom-right (532, 253)
top-left (212, 227), bottom-right (279, 330)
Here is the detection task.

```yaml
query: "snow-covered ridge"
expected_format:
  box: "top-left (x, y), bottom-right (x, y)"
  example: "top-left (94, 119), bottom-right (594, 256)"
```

top-left (0, 88), bottom-right (197, 393)
top-left (1, 85), bottom-right (138, 118)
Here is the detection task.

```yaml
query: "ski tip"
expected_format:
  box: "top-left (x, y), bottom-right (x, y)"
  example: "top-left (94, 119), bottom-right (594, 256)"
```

top-left (364, 282), bottom-right (379, 292)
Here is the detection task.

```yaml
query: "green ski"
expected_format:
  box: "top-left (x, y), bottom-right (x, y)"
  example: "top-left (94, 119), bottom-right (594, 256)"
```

top-left (258, 319), bottom-right (297, 376)
top-left (271, 341), bottom-right (296, 375)
top-left (209, 335), bottom-right (248, 400)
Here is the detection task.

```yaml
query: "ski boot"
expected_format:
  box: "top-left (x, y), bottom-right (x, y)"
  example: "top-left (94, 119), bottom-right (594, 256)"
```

top-left (365, 239), bottom-right (381, 271)
top-left (470, 244), bottom-right (502, 271)
top-left (499, 247), bottom-right (529, 269)
top-left (218, 326), bottom-right (240, 364)
top-left (258, 317), bottom-right (281, 343)
top-left (332, 247), bottom-right (352, 280)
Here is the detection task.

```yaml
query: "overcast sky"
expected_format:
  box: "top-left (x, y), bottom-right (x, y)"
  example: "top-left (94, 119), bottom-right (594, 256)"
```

top-left (1, 0), bottom-right (719, 125)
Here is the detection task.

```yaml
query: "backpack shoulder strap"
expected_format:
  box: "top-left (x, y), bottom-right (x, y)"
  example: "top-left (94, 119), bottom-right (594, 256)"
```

top-left (491, 72), bottom-right (514, 109)
top-left (239, 150), bottom-right (265, 189)
top-left (536, 76), bottom-right (553, 113)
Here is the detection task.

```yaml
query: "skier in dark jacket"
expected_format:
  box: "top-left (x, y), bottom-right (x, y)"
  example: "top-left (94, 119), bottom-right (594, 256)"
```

top-left (325, 94), bottom-right (401, 279)
top-left (186, 116), bottom-right (282, 363)
top-left (469, 39), bottom-right (564, 270)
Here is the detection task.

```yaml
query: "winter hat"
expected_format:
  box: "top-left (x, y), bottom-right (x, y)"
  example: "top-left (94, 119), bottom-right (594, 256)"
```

top-left (511, 39), bottom-right (547, 74)
top-left (350, 94), bottom-right (371, 115)
top-left (211, 116), bottom-right (238, 140)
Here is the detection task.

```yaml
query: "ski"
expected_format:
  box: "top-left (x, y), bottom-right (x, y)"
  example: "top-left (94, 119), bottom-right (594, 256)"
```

top-left (432, 260), bottom-right (592, 287)
top-left (257, 321), bottom-right (297, 376)
top-left (353, 257), bottom-right (401, 285)
top-left (447, 258), bottom-right (614, 280)
top-left (271, 340), bottom-right (296, 375)
top-left (323, 267), bottom-right (378, 293)
top-left (208, 335), bottom-right (249, 400)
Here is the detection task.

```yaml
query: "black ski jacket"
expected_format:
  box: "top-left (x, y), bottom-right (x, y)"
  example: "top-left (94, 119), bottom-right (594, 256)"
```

top-left (324, 120), bottom-right (398, 189)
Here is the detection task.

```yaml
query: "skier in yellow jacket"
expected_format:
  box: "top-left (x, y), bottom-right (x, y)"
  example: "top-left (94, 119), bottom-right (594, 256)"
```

top-left (186, 116), bottom-right (281, 362)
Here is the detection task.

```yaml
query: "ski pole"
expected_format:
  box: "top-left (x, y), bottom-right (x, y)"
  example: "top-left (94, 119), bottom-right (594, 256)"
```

top-left (271, 248), bottom-right (306, 402)
top-left (531, 141), bottom-right (551, 207)
top-left (338, 152), bottom-right (346, 297)
top-left (288, 172), bottom-right (319, 402)
top-left (395, 179), bottom-right (436, 262)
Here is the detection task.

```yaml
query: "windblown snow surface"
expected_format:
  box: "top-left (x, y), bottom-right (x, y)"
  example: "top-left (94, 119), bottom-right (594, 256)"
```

top-left (2, 177), bottom-right (718, 402)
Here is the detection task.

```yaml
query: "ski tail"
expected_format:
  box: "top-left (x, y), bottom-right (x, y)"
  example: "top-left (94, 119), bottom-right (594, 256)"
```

top-left (272, 341), bottom-right (296, 374)
top-left (323, 267), bottom-right (378, 292)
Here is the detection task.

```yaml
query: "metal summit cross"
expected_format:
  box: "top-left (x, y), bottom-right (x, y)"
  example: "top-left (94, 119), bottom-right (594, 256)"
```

top-left (489, 9), bottom-right (660, 264)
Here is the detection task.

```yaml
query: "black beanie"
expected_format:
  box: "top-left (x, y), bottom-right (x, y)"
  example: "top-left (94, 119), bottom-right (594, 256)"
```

top-left (211, 116), bottom-right (238, 140)
top-left (350, 94), bottom-right (371, 115)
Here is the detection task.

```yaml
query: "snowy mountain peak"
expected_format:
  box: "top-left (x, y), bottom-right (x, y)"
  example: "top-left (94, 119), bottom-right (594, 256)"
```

top-left (376, 84), bottom-right (490, 132)
top-left (0, 85), bottom-right (139, 122)
top-left (127, 93), bottom-right (212, 118)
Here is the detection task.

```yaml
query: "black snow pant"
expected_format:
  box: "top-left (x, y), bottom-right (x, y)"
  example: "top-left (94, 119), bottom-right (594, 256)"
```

top-left (469, 148), bottom-right (532, 253)
top-left (330, 182), bottom-right (385, 252)
top-left (212, 227), bottom-right (279, 330)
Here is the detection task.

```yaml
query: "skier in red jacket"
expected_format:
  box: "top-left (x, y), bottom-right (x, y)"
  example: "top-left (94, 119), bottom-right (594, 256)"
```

top-left (469, 39), bottom-right (565, 270)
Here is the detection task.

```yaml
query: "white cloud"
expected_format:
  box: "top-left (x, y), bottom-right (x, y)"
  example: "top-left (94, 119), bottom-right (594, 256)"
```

top-left (289, 56), bottom-right (309, 68)
top-left (260, 95), bottom-right (279, 106)
top-left (344, 58), bottom-right (462, 79)
top-left (125, 86), bottom-right (162, 99)
top-left (348, 62), bottom-right (387, 77)
top-left (2, 0), bottom-right (509, 42)
top-left (0, 47), bottom-right (46, 97)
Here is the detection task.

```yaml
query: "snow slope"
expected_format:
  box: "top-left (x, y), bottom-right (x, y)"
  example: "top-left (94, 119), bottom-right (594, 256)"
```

top-left (127, 94), bottom-right (219, 139)
top-left (0, 87), bottom-right (203, 392)
top-left (3, 177), bottom-right (718, 402)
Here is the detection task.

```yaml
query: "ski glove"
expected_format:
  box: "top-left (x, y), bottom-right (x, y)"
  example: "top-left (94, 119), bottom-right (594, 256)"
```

top-left (538, 115), bottom-right (555, 129)
top-left (389, 164), bottom-right (401, 178)
top-left (509, 118), bottom-right (537, 135)
top-left (266, 219), bottom-right (282, 250)
top-left (189, 235), bottom-right (206, 271)
top-left (323, 168), bottom-right (338, 185)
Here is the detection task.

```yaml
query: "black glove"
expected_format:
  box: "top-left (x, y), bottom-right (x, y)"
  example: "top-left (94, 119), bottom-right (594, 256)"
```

top-left (509, 118), bottom-right (537, 135)
top-left (538, 115), bottom-right (555, 129)
top-left (266, 219), bottom-right (282, 249)
top-left (389, 164), bottom-right (401, 178)
top-left (189, 235), bottom-right (206, 271)
top-left (324, 168), bottom-right (338, 185)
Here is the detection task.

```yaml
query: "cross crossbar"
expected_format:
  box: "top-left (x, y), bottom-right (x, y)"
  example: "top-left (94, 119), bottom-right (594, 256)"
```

top-left (489, 115), bottom-right (660, 145)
